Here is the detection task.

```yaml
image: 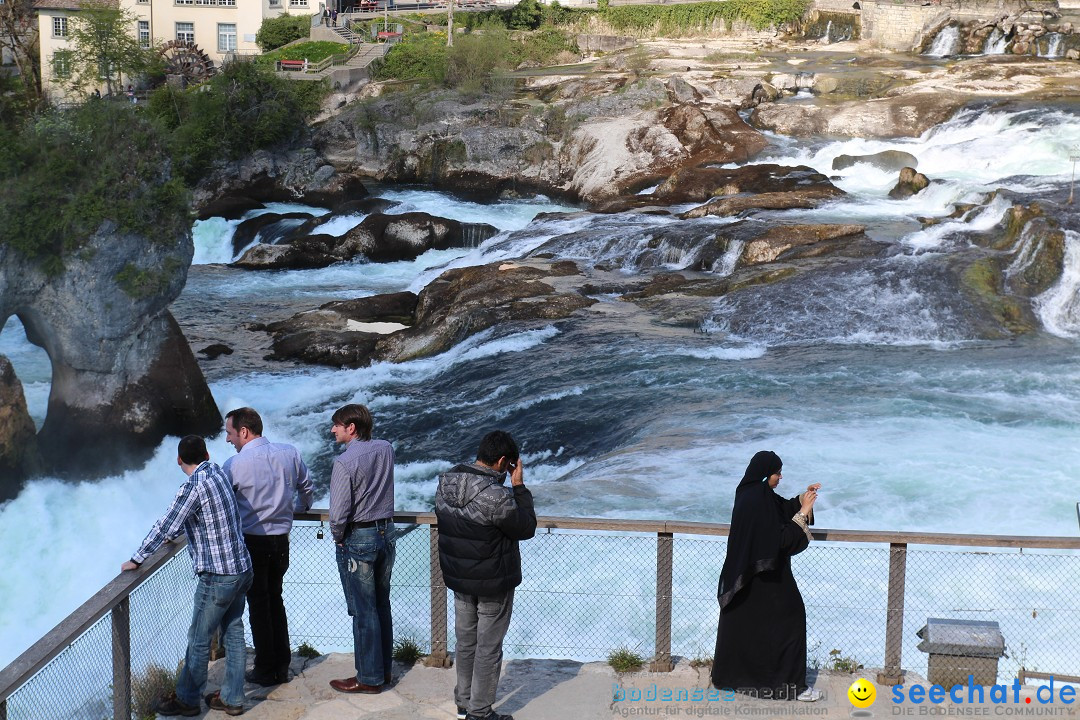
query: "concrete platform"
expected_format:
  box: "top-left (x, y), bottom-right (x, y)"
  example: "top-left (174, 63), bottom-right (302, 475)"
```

top-left (189, 653), bottom-right (1080, 719)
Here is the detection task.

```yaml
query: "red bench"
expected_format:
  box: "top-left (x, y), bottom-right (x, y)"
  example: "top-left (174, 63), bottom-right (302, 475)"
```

top-left (278, 59), bottom-right (306, 71)
top-left (376, 31), bottom-right (401, 40)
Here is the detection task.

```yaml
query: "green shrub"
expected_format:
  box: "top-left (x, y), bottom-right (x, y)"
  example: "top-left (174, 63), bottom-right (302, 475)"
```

top-left (0, 101), bottom-right (190, 272)
top-left (518, 28), bottom-right (578, 64)
top-left (145, 62), bottom-right (328, 184)
top-left (607, 646), bottom-right (645, 672)
top-left (255, 13), bottom-right (311, 51)
top-left (376, 32), bottom-right (449, 84)
top-left (826, 648), bottom-right (863, 673)
top-left (447, 24), bottom-right (514, 94)
top-left (507, 0), bottom-right (543, 30)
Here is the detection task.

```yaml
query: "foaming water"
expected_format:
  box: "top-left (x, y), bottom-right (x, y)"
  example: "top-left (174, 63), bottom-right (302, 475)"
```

top-left (192, 191), bottom-right (576, 265)
top-left (925, 25), bottom-right (960, 57)
top-left (1035, 230), bottom-right (1080, 336)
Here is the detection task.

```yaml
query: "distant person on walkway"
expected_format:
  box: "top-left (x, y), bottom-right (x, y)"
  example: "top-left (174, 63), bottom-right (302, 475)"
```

top-left (121, 435), bottom-right (252, 717)
top-left (328, 403), bottom-right (397, 694)
top-left (712, 450), bottom-right (820, 702)
top-left (127, 84), bottom-right (136, 103)
top-left (436, 430), bottom-right (537, 720)
top-left (323, 5), bottom-right (330, 23)
top-left (331, 8), bottom-right (338, 26)
top-left (223, 407), bottom-right (314, 687)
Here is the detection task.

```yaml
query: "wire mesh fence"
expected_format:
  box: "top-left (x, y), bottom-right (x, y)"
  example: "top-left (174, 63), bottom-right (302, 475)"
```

top-left (3, 518), bottom-right (1080, 720)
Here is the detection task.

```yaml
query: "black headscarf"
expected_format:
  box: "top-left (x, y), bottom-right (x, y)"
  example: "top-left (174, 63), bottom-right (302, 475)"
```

top-left (717, 450), bottom-right (786, 609)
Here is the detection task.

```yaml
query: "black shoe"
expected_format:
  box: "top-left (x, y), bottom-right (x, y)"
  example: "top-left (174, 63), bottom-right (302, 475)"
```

top-left (245, 668), bottom-right (280, 687)
top-left (276, 665), bottom-right (291, 684)
top-left (205, 691), bottom-right (245, 716)
top-left (457, 707), bottom-right (467, 720)
top-left (465, 713), bottom-right (513, 720)
top-left (156, 693), bottom-right (200, 717)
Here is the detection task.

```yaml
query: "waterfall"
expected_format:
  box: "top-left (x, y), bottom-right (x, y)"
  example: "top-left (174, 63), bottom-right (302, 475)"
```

top-left (823, 20), bottom-right (833, 43)
top-left (984, 28), bottom-right (1009, 55)
top-left (1042, 33), bottom-right (1064, 58)
top-left (1034, 230), bottom-right (1080, 337)
top-left (925, 26), bottom-right (961, 57)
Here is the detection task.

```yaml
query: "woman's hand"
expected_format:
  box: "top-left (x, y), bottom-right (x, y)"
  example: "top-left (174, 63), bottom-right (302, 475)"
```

top-left (800, 485), bottom-right (820, 516)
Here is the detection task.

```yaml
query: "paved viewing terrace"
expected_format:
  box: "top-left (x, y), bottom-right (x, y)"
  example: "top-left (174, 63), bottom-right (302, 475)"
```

top-left (193, 652), bottom-right (1080, 719)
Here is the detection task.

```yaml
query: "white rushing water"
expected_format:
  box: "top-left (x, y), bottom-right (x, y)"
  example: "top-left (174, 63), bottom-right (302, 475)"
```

top-left (984, 28), bottom-right (1010, 55)
top-left (4, 106), bottom-right (1080, 673)
top-left (925, 25), bottom-right (961, 57)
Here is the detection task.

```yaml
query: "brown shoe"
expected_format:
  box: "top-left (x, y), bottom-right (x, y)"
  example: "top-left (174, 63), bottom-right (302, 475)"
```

top-left (204, 691), bottom-right (245, 716)
top-left (329, 677), bottom-right (382, 694)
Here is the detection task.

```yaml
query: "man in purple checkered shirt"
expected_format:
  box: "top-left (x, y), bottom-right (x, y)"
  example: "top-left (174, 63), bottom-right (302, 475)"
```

top-left (121, 435), bottom-right (253, 717)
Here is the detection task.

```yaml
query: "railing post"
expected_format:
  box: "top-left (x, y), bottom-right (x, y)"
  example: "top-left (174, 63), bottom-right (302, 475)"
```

top-left (424, 526), bottom-right (452, 668)
top-left (877, 542), bottom-right (907, 686)
top-left (112, 596), bottom-right (131, 720)
top-left (1, 696), bottom-right (7, 720)
top-left (650, 532), bottom-right (674, 672)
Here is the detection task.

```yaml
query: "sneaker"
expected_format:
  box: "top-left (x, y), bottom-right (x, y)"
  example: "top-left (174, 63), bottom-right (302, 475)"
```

top-left (205, 691), bottom-right (245, 716)
top-left (155, 693), bottom-right (200, 717)
top-left (797, 687), bottom-right (822, 703)
top-left (465, 713), bottom-right (514, 720)
top-left (457, 707), bottom-right (467, 720)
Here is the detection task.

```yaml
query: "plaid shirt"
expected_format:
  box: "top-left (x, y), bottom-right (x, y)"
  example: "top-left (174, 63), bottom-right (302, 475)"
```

top-left (132, 461), bottom-right (252, 576)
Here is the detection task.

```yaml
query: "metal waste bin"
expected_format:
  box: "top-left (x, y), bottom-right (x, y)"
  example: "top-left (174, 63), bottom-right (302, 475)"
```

top-left (916, 618), bottom-right (1006, 687)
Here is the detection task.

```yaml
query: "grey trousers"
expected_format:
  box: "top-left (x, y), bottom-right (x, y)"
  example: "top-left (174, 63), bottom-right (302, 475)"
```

top-left (453, 589), bottom-right (515, 717)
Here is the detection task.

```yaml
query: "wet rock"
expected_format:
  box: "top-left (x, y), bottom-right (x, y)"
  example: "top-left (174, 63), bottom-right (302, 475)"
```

top-left (680, 188), bottom-right (846, 219)
top-left (0, 356), bottom-right (42, 501)
top-left (740, 224), bottom-right (868, 265)
top-left (378, 262), bottom-right (596, 361)
top-left (668, 76), bottom-right (702, 104)
top-left (833, 151), bottom-right (919, 172)
top-left (750, 81), bottom-right (781, 106)
top-left (199, 344), bottom-right (234, 359)
top-left (265, 292), bottom-right (419, 368)
top-left (750, 93), bottom-right (965, 139)
top-left (888, 167), bottom-right (931, 199)
top-left (196, 196), bottom-right (265, 221)
top-left (232, 212), bottom-right (316, 258)
top-left (0, 222), bottom-right (219, 477)
top-left (233, 212), bottom-right (499, 269)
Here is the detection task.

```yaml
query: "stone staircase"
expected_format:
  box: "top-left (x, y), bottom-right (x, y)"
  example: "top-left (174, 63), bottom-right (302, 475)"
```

top-left (333, 25), bottom-right (360, 43)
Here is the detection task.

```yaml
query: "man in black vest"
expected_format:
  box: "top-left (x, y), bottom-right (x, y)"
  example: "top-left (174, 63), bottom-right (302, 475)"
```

top-left (435, 430), bottom-right (536, 720)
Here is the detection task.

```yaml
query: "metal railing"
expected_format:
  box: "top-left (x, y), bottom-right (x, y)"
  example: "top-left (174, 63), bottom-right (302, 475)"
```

top-left (2, 512), bottom-right (1079, 720)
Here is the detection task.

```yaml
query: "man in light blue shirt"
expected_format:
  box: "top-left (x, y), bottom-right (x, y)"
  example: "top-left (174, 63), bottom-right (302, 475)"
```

top-left (223, 407), bottom-right (314, 686)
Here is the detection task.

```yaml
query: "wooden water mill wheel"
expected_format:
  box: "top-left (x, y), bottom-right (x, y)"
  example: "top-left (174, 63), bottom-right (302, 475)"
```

top-left (159, 40), bottom-right (216, 84)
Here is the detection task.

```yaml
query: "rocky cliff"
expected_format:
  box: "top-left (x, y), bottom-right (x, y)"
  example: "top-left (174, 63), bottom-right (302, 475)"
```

top-left (0, 220), bottom-right (221, 477)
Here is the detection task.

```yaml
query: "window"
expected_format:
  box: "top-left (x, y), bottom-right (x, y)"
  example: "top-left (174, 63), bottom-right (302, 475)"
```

top-left (217, 22), bottom-right (236, 52)
top-left (52, 16), bottom-right (68, 37)
top-left (175, 21), bottom-right (194, 42)
top-left (289, 0), bottom-right (308, 7)
top-left (269, 0), bottom-right (280, 6)
top-left (52, 50), bottom-right (72, 78)
top-left (138, 20), bottom-right (150, 48)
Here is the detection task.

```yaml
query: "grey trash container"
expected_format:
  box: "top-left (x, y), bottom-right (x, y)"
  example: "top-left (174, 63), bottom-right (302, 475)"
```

top-left (916, 618), bottom-right (1006, 687)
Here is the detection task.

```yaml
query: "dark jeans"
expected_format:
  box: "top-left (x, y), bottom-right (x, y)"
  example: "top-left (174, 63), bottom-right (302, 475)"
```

top-left (245, 533), bottom-right (292, 674)
top-left (335, 520), bottom-right (395, 685)
top-left (176, 569), bottom-right (253, 707)
top-left (454, 589), bottom-right (514, 717)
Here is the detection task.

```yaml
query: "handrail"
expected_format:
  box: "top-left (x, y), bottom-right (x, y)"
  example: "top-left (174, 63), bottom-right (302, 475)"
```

top-left (295, 511), bottom-right (1080, 549)
top-left (0, 536), bottom-right (188, 707)
top-left (4, 511), bottom-right (1080, 712)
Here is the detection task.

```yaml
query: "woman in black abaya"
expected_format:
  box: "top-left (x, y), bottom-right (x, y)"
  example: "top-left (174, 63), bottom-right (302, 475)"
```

top-left (711, 450), bottom-right (820, 701)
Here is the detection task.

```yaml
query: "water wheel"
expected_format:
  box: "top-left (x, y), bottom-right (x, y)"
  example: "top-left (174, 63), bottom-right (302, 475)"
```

top-left (159, 40), bottom-right (215, 84)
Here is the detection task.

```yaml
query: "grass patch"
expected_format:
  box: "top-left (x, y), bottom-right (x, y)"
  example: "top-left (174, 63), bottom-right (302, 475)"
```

top-left (132, 662), bottom-right (180, 720)
top-left (825, 648), bottom-right (863, 673)
top-left (608, 646), bottom-right (645, 673)
top-left (259, 41), bottom-right (351, 65)
top-left (392, 636), bottom-right (426, 664)
top-left (297, 642), bottom-right (321, 659)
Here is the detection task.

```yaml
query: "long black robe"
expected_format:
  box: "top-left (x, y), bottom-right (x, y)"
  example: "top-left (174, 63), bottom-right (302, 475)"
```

top-left (711, 451), bottom-right (811, 700)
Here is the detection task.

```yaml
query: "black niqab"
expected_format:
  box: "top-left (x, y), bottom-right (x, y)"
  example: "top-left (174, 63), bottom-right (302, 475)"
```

top-left (717, 450), bottom-right (786, 609)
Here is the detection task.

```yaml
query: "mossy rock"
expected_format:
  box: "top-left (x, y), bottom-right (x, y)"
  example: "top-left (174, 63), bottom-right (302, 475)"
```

top-left (960, 257), bottom-right (1037, 336)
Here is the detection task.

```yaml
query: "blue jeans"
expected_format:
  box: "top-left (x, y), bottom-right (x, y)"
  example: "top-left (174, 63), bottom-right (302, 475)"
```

top-left (175, 569), bottom-right (253, 707)
top-left (336, 520), bottom-right (395, 685)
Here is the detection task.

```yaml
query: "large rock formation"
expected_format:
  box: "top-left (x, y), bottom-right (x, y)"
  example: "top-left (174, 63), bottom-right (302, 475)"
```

top-left (0, 221), bottom-right (220, 477)
top-left (0, 356), bottom-right (41, 500)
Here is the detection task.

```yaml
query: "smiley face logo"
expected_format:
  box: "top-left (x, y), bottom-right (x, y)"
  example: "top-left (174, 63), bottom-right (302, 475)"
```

top-left (848, 678), bottom-right (876, 708)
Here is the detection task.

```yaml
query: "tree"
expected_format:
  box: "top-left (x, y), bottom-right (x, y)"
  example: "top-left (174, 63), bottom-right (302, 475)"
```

top-left (0, 0), bottom-right (42, 104)
top-left (254, 13), bottom-right (310, 51)
top-left (507, 0), bottom-right (542, 30)
top-left (67, 0), bottom-right (159, 97)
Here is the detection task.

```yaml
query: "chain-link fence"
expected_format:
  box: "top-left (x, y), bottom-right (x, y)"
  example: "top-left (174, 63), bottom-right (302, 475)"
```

top-left (3, 517), bottom-right (1079, 720)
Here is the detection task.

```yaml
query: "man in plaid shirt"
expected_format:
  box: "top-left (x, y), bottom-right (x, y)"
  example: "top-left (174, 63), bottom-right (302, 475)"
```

top-left (122, 435), bottom-right (253, 717)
